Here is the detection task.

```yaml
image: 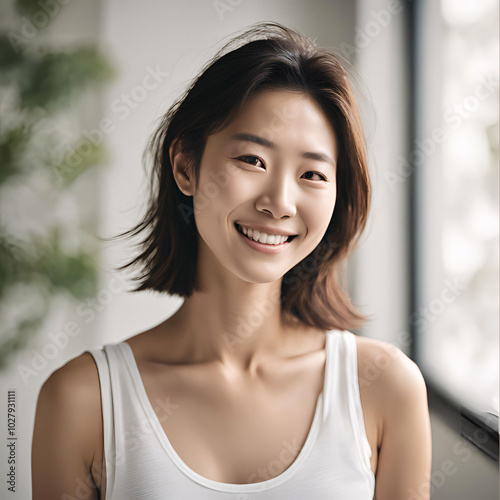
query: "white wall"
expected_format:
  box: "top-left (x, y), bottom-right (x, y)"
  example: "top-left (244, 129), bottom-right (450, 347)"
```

top-left (350, 0), bottom-right (410, 349)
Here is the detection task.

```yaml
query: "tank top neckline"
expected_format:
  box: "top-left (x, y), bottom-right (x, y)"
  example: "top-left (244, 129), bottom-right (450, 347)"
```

top-left (117, 329), bottom-right (340, 493)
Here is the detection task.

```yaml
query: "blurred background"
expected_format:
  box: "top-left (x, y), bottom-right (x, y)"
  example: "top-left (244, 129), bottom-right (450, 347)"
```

top-left (0, 0), bottom-right (498, 498)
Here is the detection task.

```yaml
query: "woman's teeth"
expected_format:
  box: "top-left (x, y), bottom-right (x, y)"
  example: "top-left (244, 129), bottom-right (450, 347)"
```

top-left (236, 224), bottom-right (290, 245)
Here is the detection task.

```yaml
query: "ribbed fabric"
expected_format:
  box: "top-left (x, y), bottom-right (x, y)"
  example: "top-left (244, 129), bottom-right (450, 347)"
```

top-left (86, 329), bottom-right (375, 499)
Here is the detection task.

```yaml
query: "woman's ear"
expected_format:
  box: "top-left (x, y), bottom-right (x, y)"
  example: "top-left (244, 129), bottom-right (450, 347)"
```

top-left (169, 138), bottom-right (194, 197)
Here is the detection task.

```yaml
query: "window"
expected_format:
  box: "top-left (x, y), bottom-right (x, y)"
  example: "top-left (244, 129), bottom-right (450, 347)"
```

top-left (412, 0), bottom-right (499, 455)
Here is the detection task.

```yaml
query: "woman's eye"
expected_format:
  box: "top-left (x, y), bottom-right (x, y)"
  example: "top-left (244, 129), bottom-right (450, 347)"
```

top-left (302, 171), bottom-right (327, 182)
top-left (237, 155), bottom-right (263, 167)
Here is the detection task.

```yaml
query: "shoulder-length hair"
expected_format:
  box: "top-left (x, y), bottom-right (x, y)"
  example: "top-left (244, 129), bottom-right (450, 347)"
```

top-left (108, 21), bottom-right (373, 332)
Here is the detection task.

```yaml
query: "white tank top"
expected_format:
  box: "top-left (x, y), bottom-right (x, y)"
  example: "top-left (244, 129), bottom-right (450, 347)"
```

top-left (87, 329), bottom-right (375, 499)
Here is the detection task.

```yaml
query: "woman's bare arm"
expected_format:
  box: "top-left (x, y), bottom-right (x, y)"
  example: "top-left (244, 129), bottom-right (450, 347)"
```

top-left (373, 344), bottom-right (433, 499)
top-left (32, 352), bottom-right (102, 500)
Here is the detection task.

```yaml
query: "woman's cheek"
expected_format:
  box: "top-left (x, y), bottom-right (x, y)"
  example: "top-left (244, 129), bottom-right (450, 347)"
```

top-left (302, 192), bottom-right (336, 230)
top-left (191, 165), bottom-right (232, 211)
top-left (223, 171), bottom-right (253, 202)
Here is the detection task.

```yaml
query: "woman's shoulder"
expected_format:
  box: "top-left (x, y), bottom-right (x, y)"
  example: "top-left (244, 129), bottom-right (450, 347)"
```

top-left (353, 333), bottom-right (428, 443)
top-left (37, 351), bottom-right (103, 470)
top-left (43, 350), bottom-right (102, 396)
top-left (353, 334), bottom-right (425, 390)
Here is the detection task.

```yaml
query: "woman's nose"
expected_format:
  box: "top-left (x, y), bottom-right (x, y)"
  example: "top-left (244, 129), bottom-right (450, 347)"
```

top-left (255, 177), bottom-right (297, 219)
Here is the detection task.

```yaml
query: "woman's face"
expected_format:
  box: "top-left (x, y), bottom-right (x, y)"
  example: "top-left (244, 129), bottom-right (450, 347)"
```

top-left (191, 89), bottom-right (338, 284)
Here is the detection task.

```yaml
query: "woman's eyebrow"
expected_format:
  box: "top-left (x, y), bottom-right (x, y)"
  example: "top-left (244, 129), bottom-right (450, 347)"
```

top-left (229, 132), bottom-right (336, 167)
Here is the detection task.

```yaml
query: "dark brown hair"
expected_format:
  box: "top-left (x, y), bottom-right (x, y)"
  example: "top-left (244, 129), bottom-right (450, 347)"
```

top-left (106, 21), bottom-right (373, 332)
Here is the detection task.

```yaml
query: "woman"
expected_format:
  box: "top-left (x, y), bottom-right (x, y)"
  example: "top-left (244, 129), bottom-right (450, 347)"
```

top-left (32, 21), bottom-right (432, 499)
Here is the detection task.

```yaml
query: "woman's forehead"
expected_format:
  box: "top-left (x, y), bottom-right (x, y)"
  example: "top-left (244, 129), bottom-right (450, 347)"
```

top-left (217, 90), bottom-right (338, 159)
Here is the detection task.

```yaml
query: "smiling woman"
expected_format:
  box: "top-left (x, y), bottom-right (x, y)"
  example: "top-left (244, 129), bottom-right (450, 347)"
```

top-left (31, 21), bottom-right (432, 500)
top-left (111, 25), bottom-right (372, 332)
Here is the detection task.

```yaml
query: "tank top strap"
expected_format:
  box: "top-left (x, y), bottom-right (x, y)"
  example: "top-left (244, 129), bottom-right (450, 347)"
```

top-left (86, 345), bottom-right (118, 497)
top-left (341, 331), bottom-right (374, 474)
top-left (321, 329), bottom-right (341, 420)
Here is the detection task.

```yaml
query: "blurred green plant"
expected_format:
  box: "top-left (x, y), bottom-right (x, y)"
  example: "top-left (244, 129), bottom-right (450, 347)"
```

top-left (0, 0), bottom-right (116, 369)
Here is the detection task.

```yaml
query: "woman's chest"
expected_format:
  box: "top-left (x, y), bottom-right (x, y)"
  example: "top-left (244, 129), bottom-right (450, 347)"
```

top-left (96, 339), bottom-right (381, 497)
top-left (131, 349), bottom-right (379, 482)
top-left (138, 357), bottom-right (326, 484)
